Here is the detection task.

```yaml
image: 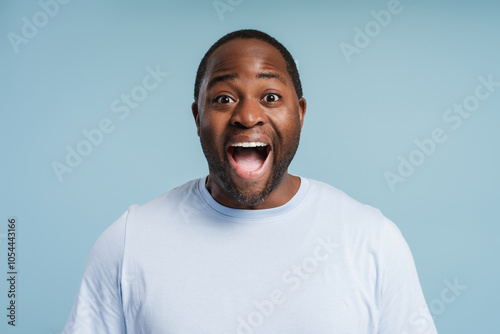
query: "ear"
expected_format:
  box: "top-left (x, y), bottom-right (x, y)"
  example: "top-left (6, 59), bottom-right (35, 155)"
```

top-left (298, 97), bottom-right (307, 130)
top-left (191, 101), bottom-right (200, 137)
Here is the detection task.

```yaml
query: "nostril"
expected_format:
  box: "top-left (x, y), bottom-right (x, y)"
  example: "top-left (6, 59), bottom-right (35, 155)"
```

top-left (230, 105), bottom-right (266, 128)
top-left (232, 120), bottom-right (264, 129)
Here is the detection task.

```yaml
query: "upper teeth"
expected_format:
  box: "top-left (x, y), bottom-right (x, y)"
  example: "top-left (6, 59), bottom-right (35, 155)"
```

top-left (232, 142), bottom-right (267, 148)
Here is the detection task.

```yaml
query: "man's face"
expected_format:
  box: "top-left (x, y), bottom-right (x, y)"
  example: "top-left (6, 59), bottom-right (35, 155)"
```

top-left (192, 38), bottom-right (306, 208)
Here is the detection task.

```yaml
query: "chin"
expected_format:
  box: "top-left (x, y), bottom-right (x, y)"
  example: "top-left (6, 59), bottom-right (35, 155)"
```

top-left (224, 175), bottom-right (273, 207)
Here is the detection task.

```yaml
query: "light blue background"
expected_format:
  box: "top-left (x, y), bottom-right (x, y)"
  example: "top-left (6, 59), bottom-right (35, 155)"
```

top-left (1, 0), bottom-right (499, 333)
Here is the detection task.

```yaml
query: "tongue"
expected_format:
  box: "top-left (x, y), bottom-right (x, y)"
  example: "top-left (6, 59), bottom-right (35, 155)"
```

top-left (233, 148), bottom-right (265, 172)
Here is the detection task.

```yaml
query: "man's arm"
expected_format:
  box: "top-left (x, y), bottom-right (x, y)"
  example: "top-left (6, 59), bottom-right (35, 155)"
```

top-left (377, 218), bottom-right (438, 334)
top-left (62, 210), bottom-right (129, 333)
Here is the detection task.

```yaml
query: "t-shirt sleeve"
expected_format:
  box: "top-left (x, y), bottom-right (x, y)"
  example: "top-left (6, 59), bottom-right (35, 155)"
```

top-left (62, 209), bottom-right (129, 334)
top-left (377, 217), bottom-right (438, 334)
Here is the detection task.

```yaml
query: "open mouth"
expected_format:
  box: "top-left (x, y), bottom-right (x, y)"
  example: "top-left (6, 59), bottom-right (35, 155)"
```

top-left (227, 141), bottom-right (271, 177)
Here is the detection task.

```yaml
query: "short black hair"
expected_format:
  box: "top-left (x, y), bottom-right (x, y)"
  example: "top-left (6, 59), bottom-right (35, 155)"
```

top-left (194, 29), bottom-right (302, 102)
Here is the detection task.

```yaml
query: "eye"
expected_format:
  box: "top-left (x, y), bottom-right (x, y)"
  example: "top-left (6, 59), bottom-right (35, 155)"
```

top-left (263, 93), bottom-right (281, 102)
top-left (214, 95), bottom-right (234, 104)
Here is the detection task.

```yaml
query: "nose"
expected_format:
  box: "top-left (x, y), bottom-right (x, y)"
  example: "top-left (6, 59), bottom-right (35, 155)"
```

top-left (230, 97), bottom-right (265, 128)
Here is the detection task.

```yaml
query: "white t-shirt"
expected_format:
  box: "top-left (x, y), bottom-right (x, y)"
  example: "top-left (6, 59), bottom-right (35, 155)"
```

top-left (63, 177), bottom-right (437, 333)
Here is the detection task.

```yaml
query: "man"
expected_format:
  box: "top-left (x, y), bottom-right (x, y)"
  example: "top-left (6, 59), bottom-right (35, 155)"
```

top-left (63, 29), bottom-right (437, 333)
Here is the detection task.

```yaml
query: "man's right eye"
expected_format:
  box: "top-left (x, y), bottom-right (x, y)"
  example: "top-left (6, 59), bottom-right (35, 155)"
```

top-left (214, 95), bottom-right (234, 104)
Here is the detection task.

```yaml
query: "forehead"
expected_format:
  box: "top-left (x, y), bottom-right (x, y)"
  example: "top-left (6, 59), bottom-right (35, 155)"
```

top-left (204, 38), bottom-right (289, 79)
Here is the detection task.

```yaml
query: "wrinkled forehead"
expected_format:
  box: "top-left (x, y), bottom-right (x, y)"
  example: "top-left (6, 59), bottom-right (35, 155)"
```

top-left (203, 38), bottom-right (289, 82)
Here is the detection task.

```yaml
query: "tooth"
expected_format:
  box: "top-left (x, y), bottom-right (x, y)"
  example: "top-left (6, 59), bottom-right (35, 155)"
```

top-left (232, 142), bottom-right (268, 148)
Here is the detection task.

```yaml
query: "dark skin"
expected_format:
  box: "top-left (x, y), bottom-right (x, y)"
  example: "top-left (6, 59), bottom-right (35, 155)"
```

top-left (192, 38), bottom-right (306, 209)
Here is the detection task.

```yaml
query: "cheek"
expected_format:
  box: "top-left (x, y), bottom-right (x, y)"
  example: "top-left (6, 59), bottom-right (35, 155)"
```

top-left (271, 109), bottom-right (301, 141)
top-left (199, 115), bottom-right (225, 144)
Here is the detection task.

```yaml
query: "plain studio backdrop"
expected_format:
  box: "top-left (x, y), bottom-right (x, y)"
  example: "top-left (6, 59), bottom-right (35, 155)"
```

top-left (1, 0), bottom-right (499, 333)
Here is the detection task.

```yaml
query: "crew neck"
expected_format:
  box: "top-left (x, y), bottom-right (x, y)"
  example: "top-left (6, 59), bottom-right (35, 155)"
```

top-left (197, 176), bottom-right (310, 221)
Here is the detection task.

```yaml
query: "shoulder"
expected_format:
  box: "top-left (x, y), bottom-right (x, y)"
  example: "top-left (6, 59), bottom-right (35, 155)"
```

top-left (300, 177), bottom-right (410, 254)
top-left (108, 178), bottom-right (207, 237)
top-left (127, 178), bottom-right (201, 218)
top-left (86, 179), bottom-right (202, 274)
top-left (87, 208), bottom-right (132, 273)
top-left (304, 177), bottom-right (386, 226)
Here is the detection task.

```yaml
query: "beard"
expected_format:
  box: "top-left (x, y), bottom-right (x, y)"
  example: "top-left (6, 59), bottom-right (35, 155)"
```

top-left (200, 131), bottom-right (301, 207)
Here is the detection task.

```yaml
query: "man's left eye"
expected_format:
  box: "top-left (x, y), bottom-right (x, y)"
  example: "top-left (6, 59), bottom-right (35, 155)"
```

top-left (263, 93), bottom-right (280, 102)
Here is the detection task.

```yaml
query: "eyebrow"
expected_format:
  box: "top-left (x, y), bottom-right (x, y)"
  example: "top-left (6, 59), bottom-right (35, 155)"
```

top-left (256, 72), bottom-right (287, 85)
top-left (206, 72), bottom-right (287, 91)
